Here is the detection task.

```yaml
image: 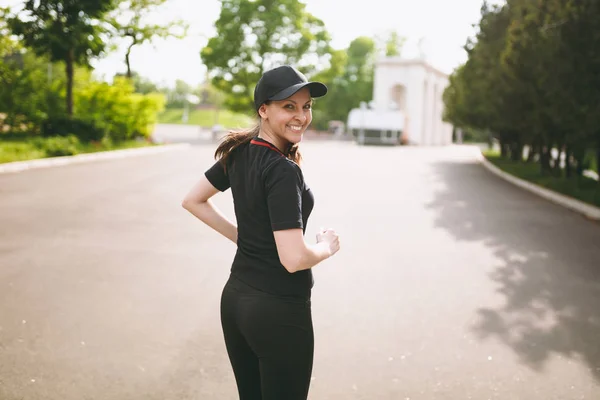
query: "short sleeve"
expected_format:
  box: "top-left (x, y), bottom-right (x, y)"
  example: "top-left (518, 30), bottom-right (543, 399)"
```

top-left (204, 160), bottom-right (230, 192)
top-left (265, 160), bottom-right (304, 231)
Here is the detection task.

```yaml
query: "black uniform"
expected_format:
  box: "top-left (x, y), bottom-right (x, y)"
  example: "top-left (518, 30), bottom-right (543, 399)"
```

top-left (205, 136), bottom-right (315, 400)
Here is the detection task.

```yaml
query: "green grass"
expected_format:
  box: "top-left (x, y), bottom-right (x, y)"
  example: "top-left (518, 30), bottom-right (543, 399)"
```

top-left (157, 108), bottom-right (253, 128)
top-left (79, 139), bottom-right (155, 154)
top-left (0, 136), bottom-right (156, 164)
top-left (483, 150), bottom-right (600, 208)
top-left (584, 149), bottom-right (598, 173)
top-left (0, 141), bottom-right (47, 164)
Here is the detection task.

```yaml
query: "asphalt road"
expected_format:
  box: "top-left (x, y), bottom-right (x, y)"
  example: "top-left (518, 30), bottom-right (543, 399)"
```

top-left (1, 139), bottom-right (599, 400)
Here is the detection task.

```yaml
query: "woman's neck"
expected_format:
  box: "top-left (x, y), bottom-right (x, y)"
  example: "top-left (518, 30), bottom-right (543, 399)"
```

top-left (258, 129), bottom-right (288, 154)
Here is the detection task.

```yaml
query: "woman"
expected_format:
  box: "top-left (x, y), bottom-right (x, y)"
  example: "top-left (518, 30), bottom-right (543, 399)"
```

top-left (182, 65), bottom-right (341, 400)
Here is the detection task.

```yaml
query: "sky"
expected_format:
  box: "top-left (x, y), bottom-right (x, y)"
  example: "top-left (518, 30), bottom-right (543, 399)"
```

top-left (1, 0), bottom-right (503, 87)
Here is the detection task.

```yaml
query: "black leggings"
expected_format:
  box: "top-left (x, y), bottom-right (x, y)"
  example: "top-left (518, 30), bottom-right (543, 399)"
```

top-left (220, 274), bottom-right (314, 400)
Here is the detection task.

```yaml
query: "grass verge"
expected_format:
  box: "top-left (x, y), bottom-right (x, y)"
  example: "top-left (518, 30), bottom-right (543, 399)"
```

top-left (0, 136), bottom-right (156, 164)
top-left (483, 150), bottom-right (600, 208)
top-left (157, 108), bottom-right (253, 128)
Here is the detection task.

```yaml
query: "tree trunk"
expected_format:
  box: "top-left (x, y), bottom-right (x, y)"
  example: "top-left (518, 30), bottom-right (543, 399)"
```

top-left (540, 146), bottom-right (551, 175)
top-left (574, 148), bottom-right (585, 177)
top-left (126, 44), bottom-right (134, 78)
top-left (125, 38), bottom-right (137, 79)
top-left (526, 141), bottom-right (537, 163)
top-left (555, 147), bottom-right (565, 178)
top-left (500, 137), bottom-right (508, 158)
top-left (511, 141), bottom-right (522, 161)
top-left (66, 48), bottom-right (74, 117)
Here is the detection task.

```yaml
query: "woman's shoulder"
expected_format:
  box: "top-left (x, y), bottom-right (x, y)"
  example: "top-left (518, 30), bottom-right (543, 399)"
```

top-left (264, 155), bottom-right (300, 172)
top-left (262, 157), bottom-right (304, 187)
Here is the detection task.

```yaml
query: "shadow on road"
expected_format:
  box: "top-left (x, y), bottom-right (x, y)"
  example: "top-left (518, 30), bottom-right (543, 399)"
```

top-left (426, 160), bottom-right (600, 382)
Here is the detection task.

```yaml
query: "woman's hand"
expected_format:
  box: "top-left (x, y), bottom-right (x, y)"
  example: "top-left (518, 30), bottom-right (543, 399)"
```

top-left (316, 228), bottom-right (340, 257)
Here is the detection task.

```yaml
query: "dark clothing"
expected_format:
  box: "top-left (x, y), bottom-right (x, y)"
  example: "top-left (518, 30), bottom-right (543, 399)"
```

top-left (205, 136), bottom-right (315, 299)
top-left (204, 136), bottom-right (316, 400)
top-left (220, 274), bottom-right (314, 400)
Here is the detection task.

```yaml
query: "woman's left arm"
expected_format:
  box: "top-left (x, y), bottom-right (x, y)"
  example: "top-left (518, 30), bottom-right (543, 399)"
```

top-left (182, 175), bottom-right (238, 244)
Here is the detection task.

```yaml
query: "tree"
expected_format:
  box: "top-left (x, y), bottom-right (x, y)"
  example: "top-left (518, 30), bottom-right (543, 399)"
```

top-left (107, 0), bottom-right (188, 78)
top-left (443, 0), bottom-right (600, 181)
top-left (201, 0), bottom-right (332, 113)
top-left (551, 0), bottom-right (600, 178)
top-left (442, 65), bottom-right (469, 130)
top-left (114, 71), bottom-right (160, 94)
top-left (443, 2), bottom-right (511, 154)
top-left (309, 37), bottom-right (377, 129)
top-left (384, 31), bottom-right (406, 56)
top-left (0, 7), bottom-right (14, 56)
top-left (0, 50), bottom-right (68, 132)
top-left (6, 0), bottom-right (116, 117)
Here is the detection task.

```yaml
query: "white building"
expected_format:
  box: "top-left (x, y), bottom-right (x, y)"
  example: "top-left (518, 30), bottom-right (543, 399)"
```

top-left (347, 56), bottom-right (454, 146)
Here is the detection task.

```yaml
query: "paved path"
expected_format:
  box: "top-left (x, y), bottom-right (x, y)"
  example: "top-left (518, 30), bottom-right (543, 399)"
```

top-left (1, 141), bottom-right (599, 399)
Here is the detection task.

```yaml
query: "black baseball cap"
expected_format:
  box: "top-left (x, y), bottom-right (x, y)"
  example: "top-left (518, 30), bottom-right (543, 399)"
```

top-left (253, 65), bottom-right (328, 111)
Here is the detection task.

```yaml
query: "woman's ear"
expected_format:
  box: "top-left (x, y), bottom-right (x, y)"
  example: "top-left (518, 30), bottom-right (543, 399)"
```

top-left (258, 104), bottom-right (268, 120)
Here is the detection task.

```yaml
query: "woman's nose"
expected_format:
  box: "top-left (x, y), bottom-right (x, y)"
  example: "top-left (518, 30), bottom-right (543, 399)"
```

top-left (295, 111), bottom-right (307, 122)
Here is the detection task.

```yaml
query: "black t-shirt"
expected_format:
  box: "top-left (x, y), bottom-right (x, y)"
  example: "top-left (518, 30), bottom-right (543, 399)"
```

top-left (204, 136), bottom-right (314, 299)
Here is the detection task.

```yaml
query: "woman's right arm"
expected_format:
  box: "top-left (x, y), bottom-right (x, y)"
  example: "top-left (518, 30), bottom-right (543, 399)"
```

top-left (265, 160), bottom-right (340, 273)
top-left (182, 174), bottom-right (238, 245)
top-left (273, 228), bottom-right (339, 273)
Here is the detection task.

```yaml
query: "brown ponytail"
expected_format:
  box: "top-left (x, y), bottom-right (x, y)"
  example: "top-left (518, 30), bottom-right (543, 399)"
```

top-left (214, 124), bottom-right (260, 168)
top-left (214, 115), bottom-right (303, 167)
top-left (287, 142), bottom-right (302, 165)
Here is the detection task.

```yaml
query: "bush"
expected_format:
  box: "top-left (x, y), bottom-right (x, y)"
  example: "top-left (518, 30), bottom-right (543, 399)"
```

top-left (75, 77), bottom-right (165, 142)
top-left (0, 51), bottom-right (63, 133)
top-left (41, 116), bottom-right (105, 142)
top-left (34, 135), bottom-right (81, 157)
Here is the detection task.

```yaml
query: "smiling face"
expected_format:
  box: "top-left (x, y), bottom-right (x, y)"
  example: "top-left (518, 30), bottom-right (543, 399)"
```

top-left (258, 87), bottom-right (313, 149)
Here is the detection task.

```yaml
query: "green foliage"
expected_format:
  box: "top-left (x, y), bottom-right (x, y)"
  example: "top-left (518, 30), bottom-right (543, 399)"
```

top-left (157, 107), bottom-right (253, 128)
top-left (41, 116), bottom-right (104, 141)
top-left (201, 0), bottom-right (332, 112)
top-left (34, 134), bottom-right (81, 156)
top-left (115, 71), bottom-right (160, 94)
top-left (7, 0), bottom-right (114, 65)
top-left (384, 31), bottom-right (406, 57)
top-left (75, 77), bottom-right (165, 141)
top-left (0, 43), bottom-right (164, 142)
top-left (310, 37), bottom-right (377, 130)
top-left (0, 49), bottom-right (66, 132)
top-left (484, 151), bottom-right (600, 207)
top-left (0, 140), bottom-right (46, 163)
top-left (443, 0), bottom-right (600, 179)
top-left (0, 7), bottom-right (15, 55)
top-left (6, 0), bottom-right (118, 115)
top-left (0, 136), bottom-right (155, 163)
top-left (107, 0), bottom-right (188, 77)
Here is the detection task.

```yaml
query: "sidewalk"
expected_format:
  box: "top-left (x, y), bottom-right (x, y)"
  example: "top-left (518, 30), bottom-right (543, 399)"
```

top-left (475, 147), bottom-right (600, 221)
top-left (0, 143), bottom-right (190, 175)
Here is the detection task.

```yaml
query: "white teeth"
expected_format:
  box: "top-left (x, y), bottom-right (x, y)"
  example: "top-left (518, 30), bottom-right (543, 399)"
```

top-left (289, 125), bottom-right (302, 131)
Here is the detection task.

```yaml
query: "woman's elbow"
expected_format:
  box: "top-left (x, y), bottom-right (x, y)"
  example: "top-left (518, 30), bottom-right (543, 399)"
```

top-left (279, 254), bottom-right (302, 274)
top-left (181, 197), bottom-right (192, 210)
top-left (181, 197), bottom-right (202, 211)
top-left (281, 262), bottom-right (299, 274)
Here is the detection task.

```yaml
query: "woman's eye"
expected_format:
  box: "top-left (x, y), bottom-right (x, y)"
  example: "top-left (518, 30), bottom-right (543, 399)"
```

top-left (304, 104), bottom-right (312, 110)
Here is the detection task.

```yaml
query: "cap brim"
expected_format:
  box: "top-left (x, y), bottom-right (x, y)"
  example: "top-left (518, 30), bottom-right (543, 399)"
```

top-left (269, 81), bottom-right (328, 101)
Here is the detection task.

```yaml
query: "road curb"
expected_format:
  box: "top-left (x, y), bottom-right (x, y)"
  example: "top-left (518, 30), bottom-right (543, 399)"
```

top-left (476, 150), bottom-right (600, 221)
top-left (0, 143), bottom-right (191, 175)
